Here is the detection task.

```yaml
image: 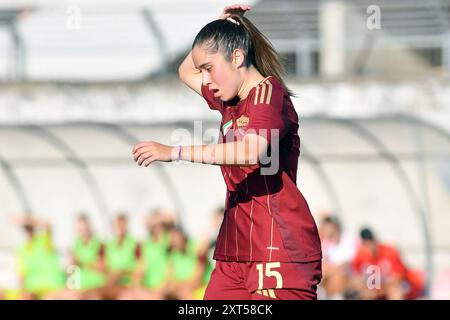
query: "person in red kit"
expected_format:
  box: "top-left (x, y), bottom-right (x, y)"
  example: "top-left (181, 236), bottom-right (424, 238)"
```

top-left (351, 228), bottom-right (424, 300)
top-left (132, 4), bottom-right (322, 300)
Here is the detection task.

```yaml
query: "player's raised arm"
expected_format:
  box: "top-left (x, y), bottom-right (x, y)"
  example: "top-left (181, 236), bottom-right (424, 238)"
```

top-left (178, 51), bottom-right (202, 96)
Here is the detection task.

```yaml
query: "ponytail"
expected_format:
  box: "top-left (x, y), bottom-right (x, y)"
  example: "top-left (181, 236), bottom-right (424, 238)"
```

top-left (193, 12), bottom-right (294, 96)
top-left (230, 14), bottom-right (294, 96)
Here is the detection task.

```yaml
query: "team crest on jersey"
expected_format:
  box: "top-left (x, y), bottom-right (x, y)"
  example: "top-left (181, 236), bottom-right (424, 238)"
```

top-left (222, 119), bottom-right (233, 135)
top-left (236, 115), bottom-right (249, 128)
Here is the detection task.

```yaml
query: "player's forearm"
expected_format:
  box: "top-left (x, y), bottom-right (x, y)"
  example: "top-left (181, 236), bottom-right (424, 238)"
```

top-left (178, 51), bottom-right (199, 82)
top-left (133, 135), bottom-right (267, 167)
top-left (179, 140), bottom-right (259, 166)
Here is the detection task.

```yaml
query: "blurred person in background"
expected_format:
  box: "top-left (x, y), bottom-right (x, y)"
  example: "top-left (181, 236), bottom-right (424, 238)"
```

top-left (318, 214), bottom-right (357, 299)
top-left (132, 3), bottom-right (322, 300)
top-left (194, 207), bottom-right (225, 299)
top-left (140, 209), bottom-right (172, 292)
top-left (68, 213), bottom-right (106, 298)
top-left (350, 227), bottom-right (424, 300)
top-left (163, 226), bottom-right (207, 300)
top-left (118, 209), bottom-right (174, 299)
top-left (94, 213), bottom-right (141, 299)
top-left (194, 207), bottom-right (224, 300)
top-left (13, 215), bottom-right (65, 299)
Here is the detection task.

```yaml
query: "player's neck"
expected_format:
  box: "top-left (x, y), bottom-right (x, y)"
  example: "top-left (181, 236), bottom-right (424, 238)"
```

top-left (237, 66), bottom-right (265, 100)
top-left (82, 234), bottom-right (92, 243)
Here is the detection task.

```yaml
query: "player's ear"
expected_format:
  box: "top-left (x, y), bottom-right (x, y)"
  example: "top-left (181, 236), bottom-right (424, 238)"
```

top-left (231, 49), bottom-right (245, 68)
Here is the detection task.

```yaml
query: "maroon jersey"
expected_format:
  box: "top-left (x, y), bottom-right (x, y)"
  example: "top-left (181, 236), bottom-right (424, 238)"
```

top-left (201, 76), bottom-right (322, 263)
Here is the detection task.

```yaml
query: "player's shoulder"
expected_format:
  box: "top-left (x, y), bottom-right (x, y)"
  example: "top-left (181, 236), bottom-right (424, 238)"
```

top-left (379, 243), bottom-right (400, 256)
top-left (251, 76), bottom-right (285, 106)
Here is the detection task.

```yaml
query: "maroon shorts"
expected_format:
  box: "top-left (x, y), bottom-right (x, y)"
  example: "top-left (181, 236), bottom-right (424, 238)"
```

top-left (204, 260), bottom-right (322, 300)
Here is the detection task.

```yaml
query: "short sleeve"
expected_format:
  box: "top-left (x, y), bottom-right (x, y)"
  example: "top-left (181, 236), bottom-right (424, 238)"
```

top-left (246, 80), bottom-right (288, 145)
top-left (201, 84), bottom-right (224, 113)
top-left (388, 247), bottom-right (408, 277)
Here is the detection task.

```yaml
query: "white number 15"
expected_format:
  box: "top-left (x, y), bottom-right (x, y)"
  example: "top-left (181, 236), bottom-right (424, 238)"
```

top-left (256, 262), bottom-right (283, 289)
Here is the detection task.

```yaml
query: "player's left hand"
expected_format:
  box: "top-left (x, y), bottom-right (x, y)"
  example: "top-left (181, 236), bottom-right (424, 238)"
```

top-left (132, 141), bottom-right (176, 166)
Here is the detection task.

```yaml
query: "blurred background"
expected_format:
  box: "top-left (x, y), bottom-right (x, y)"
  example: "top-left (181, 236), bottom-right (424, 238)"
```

top-left (0, 0), bottom-right (449, 300)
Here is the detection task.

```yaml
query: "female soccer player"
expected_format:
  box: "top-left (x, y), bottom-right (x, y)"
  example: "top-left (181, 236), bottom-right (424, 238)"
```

top-left (132, 4), bottom-right (322, 300)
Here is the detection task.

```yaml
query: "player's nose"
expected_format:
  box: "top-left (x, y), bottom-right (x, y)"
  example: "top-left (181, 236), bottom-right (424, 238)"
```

top-left (202, 72), bottom-right (212, 86)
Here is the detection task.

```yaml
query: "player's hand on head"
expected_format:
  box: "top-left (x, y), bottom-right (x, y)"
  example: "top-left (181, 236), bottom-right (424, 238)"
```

top-left (219, 4), bottom-right (251, 19)
top-left (132, 141), bottom-right (176, 166)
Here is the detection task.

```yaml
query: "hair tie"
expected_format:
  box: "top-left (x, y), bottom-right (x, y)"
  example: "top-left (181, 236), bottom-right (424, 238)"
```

top-left (226, 17), bottom-right (240, 25)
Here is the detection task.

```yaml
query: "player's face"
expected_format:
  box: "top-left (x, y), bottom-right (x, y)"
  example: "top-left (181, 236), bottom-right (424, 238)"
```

top-left (192, 44), bottom-right (241, 101)
top-left (77, 218), bottom-right (90, 237)
top-left (170, 229), bottom-right (186, 250)
top-left (362, 240), bottom-right (378, 254)
top-left (114, 219), bottom-right (127, 237)
top-left (320, 223), bottom-right (340, 244)
top-left (150, 223), bottom-right (165, 239)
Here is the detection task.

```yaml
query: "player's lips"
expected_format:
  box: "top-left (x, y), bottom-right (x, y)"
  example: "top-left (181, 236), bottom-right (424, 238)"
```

top-left (210, 87), bottom-right (220, 97)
